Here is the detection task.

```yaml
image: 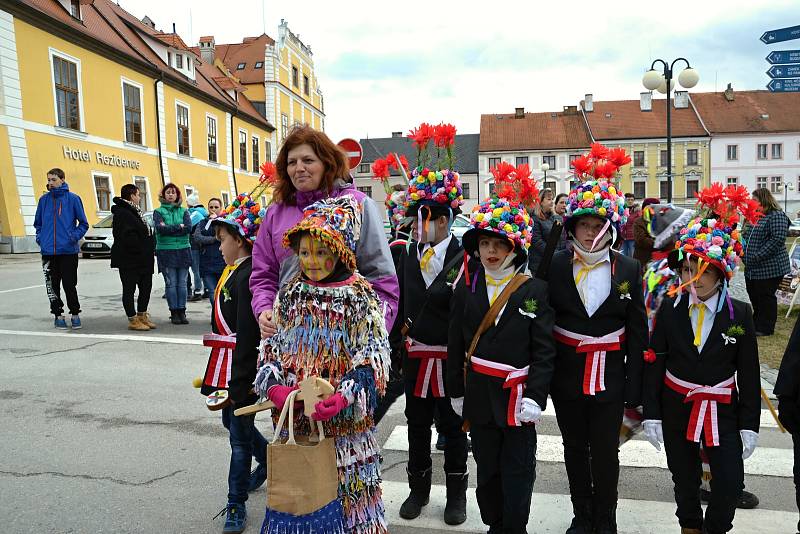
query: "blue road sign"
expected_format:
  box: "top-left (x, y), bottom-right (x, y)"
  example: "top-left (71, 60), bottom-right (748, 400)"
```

top-left (767, 78), bottom-right (800, 92)
top-left (767, 65), bottom-right (800, 78)
top-left (761, 25), bottom-right (800, 44)
top-left (767, 50), bottom-right (800, 64)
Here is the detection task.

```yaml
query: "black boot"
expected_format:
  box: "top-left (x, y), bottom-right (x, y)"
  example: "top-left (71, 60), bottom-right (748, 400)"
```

top-left (565, 498), bottom-right (592, 534)
top-left (178, 308), bottom-right (189, 324)
top-left (399, 468), bottom-right (431, 520)
top-left (170, 309), bottom-right (182, 325)
top-left (443, 472), bottom-right (468, 525)
top-left (593, 503), bottom-right (617, 534)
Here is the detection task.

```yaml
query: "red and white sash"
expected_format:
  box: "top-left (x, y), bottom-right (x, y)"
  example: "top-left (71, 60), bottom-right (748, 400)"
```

top-left (553, 325), bottom-right (626, 396)
top-left (665, 370), bottom-right (735, 447)
top-left (470, 356), bottom-right (530, 426)
top-left (201, 269), bottom-right (237, 390)
top-left (406, 337), bottom-right (447, 398)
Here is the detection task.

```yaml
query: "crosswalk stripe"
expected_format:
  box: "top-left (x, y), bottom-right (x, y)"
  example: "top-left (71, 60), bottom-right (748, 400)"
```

top-left (382, 426), bottom-right (792, 478)
top-left (382, 480), bottom-right (798, 533)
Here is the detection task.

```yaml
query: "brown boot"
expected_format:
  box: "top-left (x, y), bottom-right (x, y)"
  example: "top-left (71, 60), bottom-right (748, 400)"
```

top-left (681, 528), bottom-right (702, 534)
top-left (138, 312), bottom-right (156, 329)
top-left (128, 315), bottom-right (150, 331)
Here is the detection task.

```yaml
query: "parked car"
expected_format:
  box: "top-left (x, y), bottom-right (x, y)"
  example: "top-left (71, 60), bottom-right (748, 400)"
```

top-left (80, 212), bottom-right (153, 258)
top-left (451, 214), bottom-right (471, 242)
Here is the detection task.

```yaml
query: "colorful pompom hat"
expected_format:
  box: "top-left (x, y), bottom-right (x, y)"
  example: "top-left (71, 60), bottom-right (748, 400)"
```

top-left (564, 143), bottom-right (631, 242)
top-left (283, 195), bottom-right (362, 272)
top-left (370, 153), bottom-right (410, 229)
top-left (462, 161), bottom-right (538, 260)
top-left (209, 161), bottom-right (275, 243)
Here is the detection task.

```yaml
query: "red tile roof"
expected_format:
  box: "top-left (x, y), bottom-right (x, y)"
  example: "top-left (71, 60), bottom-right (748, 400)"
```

top-left (582, 98), bottom-right (707, 140)
top-left (691, 90), bottom-right (800, 134)
top-left (479, 110), bottom-right (592, 152)
top-left (192, 34), bottom-right (275, 86)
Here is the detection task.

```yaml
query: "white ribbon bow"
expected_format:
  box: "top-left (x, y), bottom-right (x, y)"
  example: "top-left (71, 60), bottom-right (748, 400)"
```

top-left (721, 333), bottom-right (737, 345)
top-left (518, 308), bottom-right (537, 319)
top-left (619, 293), bottom-right (631, 300)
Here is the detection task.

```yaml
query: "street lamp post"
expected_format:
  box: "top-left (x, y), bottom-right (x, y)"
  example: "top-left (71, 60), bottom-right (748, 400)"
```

top-left (642, 59), bottom-right (699, 203)
top-left (541, 162), bottom-right (550, 191)
top-left (785, 181), bottom-right (794, 213)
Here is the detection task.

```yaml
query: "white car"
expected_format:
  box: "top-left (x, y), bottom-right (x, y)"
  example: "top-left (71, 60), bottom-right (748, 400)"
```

top-left (80, 212), bottom-right (154, 258)
top-left (451, 214), bottom-right (472, 242)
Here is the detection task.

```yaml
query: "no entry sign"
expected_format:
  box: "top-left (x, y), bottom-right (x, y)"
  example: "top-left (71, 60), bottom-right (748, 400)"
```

top-left (338, 138), bottom-right (363, 169)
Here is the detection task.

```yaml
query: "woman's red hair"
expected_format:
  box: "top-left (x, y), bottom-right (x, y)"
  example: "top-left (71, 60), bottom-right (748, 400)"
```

top-left (159, 183), bottom-right (182, 204)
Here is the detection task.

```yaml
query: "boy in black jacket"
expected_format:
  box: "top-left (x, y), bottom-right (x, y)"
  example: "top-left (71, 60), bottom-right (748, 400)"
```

top-left (548, 146), bottom-right (647, 534)
top-left (199, 194), bottom-right (267, 534)
top-left (777, 316), bottom-right (800, 534)
top-left (447, 162), bottom-right (555, 534)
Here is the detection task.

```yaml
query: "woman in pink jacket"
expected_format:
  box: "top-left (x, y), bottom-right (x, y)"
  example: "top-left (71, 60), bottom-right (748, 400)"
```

top-left (250, 126), bottom-right (399, 338)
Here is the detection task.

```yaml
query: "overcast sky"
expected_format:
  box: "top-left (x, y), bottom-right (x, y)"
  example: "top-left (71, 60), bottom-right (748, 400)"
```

top-left (121, 0), bottom-right (799, 143)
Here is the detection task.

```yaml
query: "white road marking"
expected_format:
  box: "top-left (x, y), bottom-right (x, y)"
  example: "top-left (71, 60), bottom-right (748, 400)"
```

top-left (383, 426), bottom-right (792, 478)
top-left (0, 329), bottom-right (202, 345)
top-left (0, 284), bottom-right (44, 293)
top-left (381, 480), bottom-right (798, 533)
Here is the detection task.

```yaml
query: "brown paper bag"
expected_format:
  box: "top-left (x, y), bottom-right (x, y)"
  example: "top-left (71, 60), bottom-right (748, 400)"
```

top-left (266, 389), bottom-right (339, 516)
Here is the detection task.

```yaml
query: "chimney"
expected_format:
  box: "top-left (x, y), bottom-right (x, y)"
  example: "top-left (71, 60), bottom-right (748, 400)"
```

top-left (674, 90), bottom-right (689, 109)
top-left (515, 107), bottom-right (525, 118)
top-left (199, 36), bottom-right (215, 63)
top-left (584, 94), bottom-right (593, 112)
top-left (640, 91), bottom-right (652, 112)
top-left (172, 22), bottom-right (176, 34)
top-left (724, 83), bottom-right (735, 101)
top-left (141, 15), bottom-right (156, 29)
top-left (391, 131), bottom-right (402, 138)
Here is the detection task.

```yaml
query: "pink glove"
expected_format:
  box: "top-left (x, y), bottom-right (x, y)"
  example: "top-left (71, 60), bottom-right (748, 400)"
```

top-left (311, 392), bottom-right (349, 421)
top-left (267, 385), bottom-right (299, 411)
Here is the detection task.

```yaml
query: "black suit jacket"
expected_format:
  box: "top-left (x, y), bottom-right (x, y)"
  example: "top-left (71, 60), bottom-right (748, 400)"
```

top-left (643, 295), bottom-right (761, 434)
top-left (775, 315), bottom-right (800, 403)
top-left (547, 249), bottom-right (647, 405)
top-left (447, 269), bottom-right (556, 427)
top-left (397, 237), bottom-right (463, 379)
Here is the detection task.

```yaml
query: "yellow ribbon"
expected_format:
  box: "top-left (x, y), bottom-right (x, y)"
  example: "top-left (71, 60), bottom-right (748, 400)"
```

top-left (215, 263), bottom-right (238, 300)
top-left (690, 303), bottom-right (706, 347)
top-left (573, 257), bottom-right (608, 307)
top-left (419, 247), bottom-right (436, 271)
top-left (486, 272), bottom-right (514, 305)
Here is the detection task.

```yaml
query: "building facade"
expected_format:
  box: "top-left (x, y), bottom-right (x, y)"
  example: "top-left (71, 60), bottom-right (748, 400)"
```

top-left (0, 0), bottom-right (274, 253)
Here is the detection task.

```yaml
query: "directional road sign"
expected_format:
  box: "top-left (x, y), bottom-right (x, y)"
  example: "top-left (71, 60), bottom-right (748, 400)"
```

top-left (761, 25), bottom-right (800, 44)
top-left (767, 50), bottom-right (800, 64)
top-left (767, 65), bottom-right (800, 78)
top-left (767, 78), bottom-right (800, 92)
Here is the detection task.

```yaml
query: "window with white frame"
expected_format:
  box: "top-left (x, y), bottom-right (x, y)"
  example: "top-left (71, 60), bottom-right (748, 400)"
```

top-left (569, 154), bottom-right (582, 165)
top-left (726, 145), bottom-right (738, 161)
top-left (488, 157), bottom-right (501, 170)
top-left (134, 177), bottom-right (150, 211)
top-left (292, 66), bottom-right (299, 87)
top-left (727, 176), bottom-right (738, 186)
top-left (542, 155), bottom-right (556, 169)
top-left (686, 179), bottom-right (699, 200)
top-left (265, 140), bottom-right (272, 162)
top-left (756, 176), bottom-right (768, 189)
top-left (686, 149), bottom-right (698, 166)
top-left (261, 195), bottom-right (268, 207)
top-left (176, 103), bottom-right (190, 156)
top-left (358, 164), bottom-right (369, 174)
top-left (239, 130), bottom-right (247, 170)
top-left (255, 62), bottom-right (263, 69)
top-left (757, 144), bottom-right (768, 160)
top-left (303, 75), bottom-right (310, 96)
top-left (357, 186), bottom-right (372, 196)
top-left (221, 191), bottom-right (230, 207)
top-left (797, 175), bottom-right (800, 192)
top-left (633, 181), bottom-right (646, 199)
top-left (52, 54), bottom-right (81, 130)
top-left (772, 143), bottom-right (783, 159)
top-left (281, 113), bottom-right (289, 141)
top-left (252, 135), bottom-right (260, 173)
top-left (660, 150), bottom-right (668, 167)
top-left (207, 115), bottom-right (217, 162)
top-left (516, 156), bottom-right (529, 166)
top-left (236, 62), bottom-right (246, 70)
top-left (770, 176), bottom-right (782, 194)
top-left (93, 173), bottom-right (112, 212)
top-left (176, 54), bottom-right (183, 69)
top-left (122, 81), bottom-right (142, 144)
top-left (184, 185), bottom-right (195, 201)
top-left (659, 180), bottom-right (670, 200)
top-left (462, 183), bottom-right (471, 199)
top-left (69, 0), bottom-right (81, 18)
top-left (633, 151), bottom-right (645, 167)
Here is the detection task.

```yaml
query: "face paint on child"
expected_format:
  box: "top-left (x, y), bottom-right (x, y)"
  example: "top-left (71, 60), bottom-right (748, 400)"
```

top-left (477, 235), bottom-right (513, 271)
top-left (680, 258), bottom-right (721, 301)
top-left (298, 234), bottom-right (338, 281)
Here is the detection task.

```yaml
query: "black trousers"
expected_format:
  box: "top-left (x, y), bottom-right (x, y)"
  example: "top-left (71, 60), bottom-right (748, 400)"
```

top-left (41, 254), bottom-right (80, 316)
top-left (374, 368), bottom-right (404, 424)
top-left (745, 276), bottom-right (782, 335)
top-left (794, 433), bottom-right (800, 533)
top-left (404, 379), bottom-right (468, 474)
top-left (552, 395), bottom-right (623, 507)
top-left (119, 269), bottom-right (153, 317)
top-left (663, 419), bottom-right (743, 533)
top-left (471, 421), bottom-right (537, 534)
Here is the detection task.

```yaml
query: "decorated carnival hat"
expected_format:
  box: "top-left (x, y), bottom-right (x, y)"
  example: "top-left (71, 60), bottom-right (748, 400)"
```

top-left (564, 143), bottom-right (631, 241)
top-left (283, 195), bottom-right (362, 272)
top-left (667, 183), bottom-right (762, 282)
top-left (209, 161), bottom-right (275, 244)
top-left (371, 153), bottom-right (410, 228)
top-left (462, 161), bottom-right (538, 259)
top-left (404, 122), bottom-right (464, 219)
top-left (644, 203), bottom-right (696, 251)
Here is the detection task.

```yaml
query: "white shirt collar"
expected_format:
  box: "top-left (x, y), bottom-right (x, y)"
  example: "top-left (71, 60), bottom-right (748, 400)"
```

top-left (691, 291), bottom-right (720, 312)
top-left (234, 255), bottom-right (251, 266)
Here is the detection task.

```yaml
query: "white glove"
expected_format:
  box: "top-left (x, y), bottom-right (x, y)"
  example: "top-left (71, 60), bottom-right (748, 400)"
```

top-left (517, 398), bottom-right (542, 424)
top-left (643, 419), bottom-right (664, 452)
top-left (740, 430), bottom-right (759, 460)
top-left (450, 397), bottom-right (464, 418)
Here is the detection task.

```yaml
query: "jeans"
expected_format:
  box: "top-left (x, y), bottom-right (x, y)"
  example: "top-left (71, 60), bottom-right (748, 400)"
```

top-left (42, 254), bottom-right (81, 316)
top-left (162, 267), bottom-right (189, 310)
top-left (190, 249), bottom-right (202, 295)
top-left (621, 240), bottom-right (635, 257)
top-left (119, 269), bottom-right (152, 317)
top-left (222, 405), bottom-right (268, 504)
top-left (203, 272), bottom-right (222, 306)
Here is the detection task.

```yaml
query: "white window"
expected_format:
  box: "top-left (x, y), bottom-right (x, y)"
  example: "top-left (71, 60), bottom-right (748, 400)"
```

top-left (633, 151), bottom-right (645, 167)
top-left (772, 143), bottom-right (783, 160)
top-left (357, 186), bottom-right (373, 196)
top-left (756, 176), bottom-right (768, 189)
top-left (281, 113), bottom-right (289, 141)
top-left (686, 180), bottom-right (699, 200)
top-left (770, 176), bottom-right (783, 194)
top-left (239, 130), bottom-right (248, 170)
top-left (686, 149), bottom-right (698, 166)
top-left (757, 144), bottom-right (768, 160)
top-left (50, 49), bottom-right (84, 131)
top-left (488, 157), bottom-right (501, 170)
top-left (237, 62), bottom-right (246, 70)
top-left (221, 191), bottom-right (230, 207)
top-left (122, 79), bottom-right (144, 145)
top-left (726, 145), bottom-right (738, 161)
top-left (726, 176), bottom-right (738, 186)
top-left (92, 172), bottom-right (113, 212)
top-left (133, 177), bottom-right (150, 211)
top-left (659, 180), bottom-right (671, 200)
top-left (462, 182), bottom-right (471, 199)
top-left (265, 140), bottom-right (272, 162)
top-left (255, 62), bottom-right (263, 69)
top-left (69, 0), bottom-right (81, 19)
top-left (207, 115), bottom-right (218, 163)
top-left (516, 156), bottom-right (529, 166)
top-left (176, 102), bottom-right (190, 156)
top-left (633, 181), bottom-right (646, 199)
top-left (542, 155), bottom-right (556, 170)
top-left (184, 185), bottom-right (195, 200)
top-left (176, 54), bottom-right (183, 69)
top-left (359, 164), bottom-right (369, 174)
top-left (252, 135), bottom-right (260, 173)
top-left (260, 195), bottom-right (267, 207)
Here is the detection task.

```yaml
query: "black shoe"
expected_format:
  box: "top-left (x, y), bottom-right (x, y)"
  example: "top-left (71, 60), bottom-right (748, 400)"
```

top-left (436, 433), bottom-right (446, 451)
top-left (178, 308), bottom-right (189, 324)
top-left (189, 293), bottom-right (203, 302)
top-left (755, 331), bottom-right (769, 337)
top-left (699, 488), bottom-right (759, 509)
top-left (161, 293), bottom-right (166, 299)
top-left (443, 472), bottom-right (468, 525)
top-left (593, 504), bottom-right (617, 534)
top-left (202, 290), bottom-right (210, 298)
top-left (399, 468), bottom-right (432, 520)
top-left (565, 499), bottom-right (593, 534)
top-left (247, 463), bottom-right (267, 492)
top-left (170, 310), bottom-right (182, 325)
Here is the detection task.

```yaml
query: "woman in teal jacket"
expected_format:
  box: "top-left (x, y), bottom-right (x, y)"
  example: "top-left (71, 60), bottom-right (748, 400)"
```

top-left (153, 183), bottom-right (192, 325)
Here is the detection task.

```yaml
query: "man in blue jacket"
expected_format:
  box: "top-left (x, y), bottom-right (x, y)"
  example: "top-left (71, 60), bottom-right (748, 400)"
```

top-left (33, 168), bottom-right (89, 329)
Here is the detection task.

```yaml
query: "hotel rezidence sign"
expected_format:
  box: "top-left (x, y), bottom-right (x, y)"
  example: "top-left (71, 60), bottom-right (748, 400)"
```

top-left (62, 146), bottom-right (142, 169)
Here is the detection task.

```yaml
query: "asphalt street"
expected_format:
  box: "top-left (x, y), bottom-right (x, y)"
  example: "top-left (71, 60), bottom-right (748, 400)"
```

top-left (0, 254), bottom-right (796, 534)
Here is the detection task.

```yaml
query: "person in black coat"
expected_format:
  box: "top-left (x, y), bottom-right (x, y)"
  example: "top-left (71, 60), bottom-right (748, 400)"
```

top-left (775, 316), bottom-right (800, 534)
top-left (111, 184), bottom-right (156, 331)
top-left (192, 197), bottom-right (227, 306)
top-left (448, 184), bottom-right (556, 534)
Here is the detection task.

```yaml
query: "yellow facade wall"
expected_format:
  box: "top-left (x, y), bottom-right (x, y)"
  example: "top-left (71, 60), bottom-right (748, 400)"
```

top-left (243, 83), bottom-right (265, 102)
top-left (0, 126), bottom-right (24, 237)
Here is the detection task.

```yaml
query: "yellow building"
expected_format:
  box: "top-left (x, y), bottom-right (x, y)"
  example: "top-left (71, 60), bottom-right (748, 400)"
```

top-left (0, 0), bottom-right (274, 253)
top-left (581, 94), bottom-right (711, 205)
top-left (196, 19), bottom-right (325, 161)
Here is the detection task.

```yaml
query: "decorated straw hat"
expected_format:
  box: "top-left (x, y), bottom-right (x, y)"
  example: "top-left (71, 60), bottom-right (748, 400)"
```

top-left (404, 122), bottom-right (464, 218)
top-left (209, 161), bottom-right (275, 244)
top-left (462, 161), bottom-right (538, 258)
top-left (283, 195), bottom-right (362, 272)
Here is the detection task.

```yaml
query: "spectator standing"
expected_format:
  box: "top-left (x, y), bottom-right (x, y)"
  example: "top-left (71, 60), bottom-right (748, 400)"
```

top-left (187, 194), bottom-right (208, 301)
top-left (633, 197), bottom-right (660, 267)
top-left (744, 188), bottom-right (790, 336)
top-left (528, 188), bottom-right (565, 274)
top-left (111, 184), bottom-right (156, 331)
top-left (153, 183), bottom-right (192, 325)
top-left (193, 197), bottom-right (227, 306)
top-left (620, 200), bottom-right (639, 257)
top-left (33, 168), bottom-right (89, 329)
top-left (554, 193), bottom-right (568, 217)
